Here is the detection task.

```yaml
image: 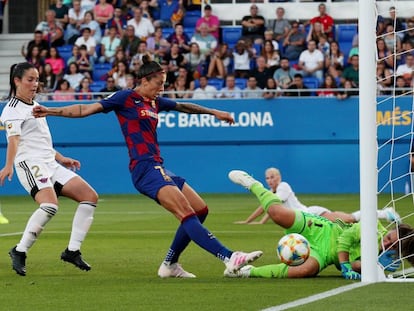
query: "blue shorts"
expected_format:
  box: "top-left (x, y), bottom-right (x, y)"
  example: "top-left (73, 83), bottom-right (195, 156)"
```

top-left (131, 159), bottom-right (186, 202)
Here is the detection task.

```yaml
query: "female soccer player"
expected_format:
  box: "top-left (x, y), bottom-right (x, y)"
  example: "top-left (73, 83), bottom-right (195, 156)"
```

top-left (235, 167), bottom-right (400, 225)
top-left (226, 170), bottom-right (414, 279)
top-left (32, 55), bottom-right (262, 278)
top-left (0, 62), bottom-right (98, 276)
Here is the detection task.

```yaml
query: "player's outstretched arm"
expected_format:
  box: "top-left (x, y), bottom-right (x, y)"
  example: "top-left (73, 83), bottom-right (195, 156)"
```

top-left (33, 103), bottom-right (104, 118)
top-left (175, 102), bottom-right (234, 124)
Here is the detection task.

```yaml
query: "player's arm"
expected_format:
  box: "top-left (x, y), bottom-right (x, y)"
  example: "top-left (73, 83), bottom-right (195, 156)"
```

top-left (0, 135), bottom-right (20, 185)
top-left (175, 102), bottom-right (234, 124)
top-left (55, 151), bottom-right (81, 171)
top-left (33, 102), bottom-right (104, 118)
top-left (337, 225), bottom-right (361, 279)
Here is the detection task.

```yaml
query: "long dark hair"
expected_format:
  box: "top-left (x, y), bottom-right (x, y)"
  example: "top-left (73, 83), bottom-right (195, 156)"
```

top-left (8, 62), bottom-right (36, 99)
top-left (136, 54), bottom-right (164, 82)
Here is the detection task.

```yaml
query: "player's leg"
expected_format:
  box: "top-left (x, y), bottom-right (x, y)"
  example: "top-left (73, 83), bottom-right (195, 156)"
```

top-left (228, 170), bottom-right (296, 228)
top-left (59, 169), bottom-right (98, 271)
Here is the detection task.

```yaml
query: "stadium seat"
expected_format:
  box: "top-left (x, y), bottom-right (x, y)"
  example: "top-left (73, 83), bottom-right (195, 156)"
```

top-left (184, 27), bottom-right (195, 39)
top-left (162, 27), bottom-right (174, 39)
top-left (235, 78), bottom-right (247, 90)
top-left (336, 24), bottom-right (358, 43)
top-left (207, 78), bottom-right (224, 90)
top-left (221, 26), bottom-right (242, 49)
top-left (183, 10), bottom-right (201, 28)
top-left (89, 81), bottom-right (106, 93)
top-left (303, 76), bottom-right (320, 95)
top-left (57, 44), bottom-right (73, 64)
top-left (92, 63), bottom-right (112, 81)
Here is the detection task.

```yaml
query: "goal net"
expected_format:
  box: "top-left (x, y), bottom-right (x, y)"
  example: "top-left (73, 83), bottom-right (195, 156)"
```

top-left (374, 1), bottom-right (414, 281)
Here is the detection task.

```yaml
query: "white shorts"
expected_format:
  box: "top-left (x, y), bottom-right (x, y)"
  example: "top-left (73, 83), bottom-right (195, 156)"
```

top-left (307, 205), bottom-right (331, 216)
top-left (15, 160), bottom-right (77, 197)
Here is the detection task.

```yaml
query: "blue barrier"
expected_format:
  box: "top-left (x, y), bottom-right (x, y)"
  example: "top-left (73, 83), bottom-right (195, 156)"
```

top-left (0, 97), bottom-right (411, 195)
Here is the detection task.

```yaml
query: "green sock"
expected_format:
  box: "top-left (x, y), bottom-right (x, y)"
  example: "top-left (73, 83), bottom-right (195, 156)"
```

top-left (250, 183), bottom-right (282, 213)
top-left (250, 264), bottom-right (289, 278)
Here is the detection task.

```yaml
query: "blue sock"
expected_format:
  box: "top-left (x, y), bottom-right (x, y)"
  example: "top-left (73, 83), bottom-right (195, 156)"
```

top-left (165, 207), bottom-right (208, 264)
top-left (178, 215), bottom-right (232, 261)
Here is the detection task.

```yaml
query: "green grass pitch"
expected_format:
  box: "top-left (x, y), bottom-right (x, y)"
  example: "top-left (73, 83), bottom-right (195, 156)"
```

top-left (1, 193), bottom-right (414, 311)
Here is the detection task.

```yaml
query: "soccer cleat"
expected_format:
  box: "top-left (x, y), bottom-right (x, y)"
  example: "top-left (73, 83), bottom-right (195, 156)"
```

top-left (382, 208), bottom-right (401, 224)
top-left (228, 170), bottom-right (263, 190)
top-left (0, 213), bottom-right (9, 224)
top-left (61, 248), bottom-right (91, 271)
top-left (158, 262), bottom-right (196, 278)
top-left (224, 265), bottom-right (253, 278)
top-left (9, 246), bottom-right (27, 276)
top-left (225, 251), bottom-right (263, 273)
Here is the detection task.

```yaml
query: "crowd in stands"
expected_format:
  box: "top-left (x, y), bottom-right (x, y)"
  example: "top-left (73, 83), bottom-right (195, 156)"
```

top-left (21, 1), bottom-right (414, 100)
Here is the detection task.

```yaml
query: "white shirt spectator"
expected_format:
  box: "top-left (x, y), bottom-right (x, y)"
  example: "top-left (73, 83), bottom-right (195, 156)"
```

top-left (299, 49), bottom-right (324, 72)
top-left (127, 17), bottom-right (154, 40)
top-left (193, 85), bottom-right (218, 99)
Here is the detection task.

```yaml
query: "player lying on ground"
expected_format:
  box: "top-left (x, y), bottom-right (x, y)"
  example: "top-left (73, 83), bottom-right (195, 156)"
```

top-left (226, 170), bottom-right (414, 279)
top-left (235, 167), bottom-right (400, 225)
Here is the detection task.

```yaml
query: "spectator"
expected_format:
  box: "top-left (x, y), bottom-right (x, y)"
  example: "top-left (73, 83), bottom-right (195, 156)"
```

top-left (174, 66), bottom-right (195, 91)
top-left (285, 73), bottom-right (311, 97)
top-left (21, 31), bottom-right (50, 60)
top-left (99, 25), bottom-right (121, 64)
top-left (140, 0), bottom-right (154, 23)
top-left (306, 21), bottom-right (324, 45)
top-left (74, 27), bottom-right (97, 59)
top-left (262, 77), bottom-right (278, 99)
top-left (241, 4), bottom-right (266, 45)
top-left (120, 25), bottom-right (141, 61)
top-left (154, 0), bottom-right (181, 28)
top-left (39, 63), bottom-right (58, 93)
top-left (250, 56), bottom-right (274, 89)
top-left (383, 24), bottom-right (402, 55)
top-left (207, 43), bottom-right (231, 79)
top-left (266, 7), bottom-right (291, 43)
top-left (105, 6), bottom-right (127, 37)
top-left (217, 75), bottom-right (242, 99)
top-left (65, 0), bottom-right (87, 44)
top-left (396, 54), bottom-right (414, 87)
top-left (63, 62), bottom-right (86, 90)
top-left (336, 79), bottom-right (358, 100)
top-left (66, 45), bottom-right (80, 66)
top-left (94, 0), bottom-right (114, 30)
top-left (190, 23), bottom-right (217, 58)
top-left (129, 41), bottom-right (152, 71)
top-left (297, 40), bottom-right (324, 83)
top-left (192, 75), bottom-right (217, 99)
top-left (164, 42), bottom-right (186, 75)
top-left (35, 9), bottom-right (65, 47)
top-left (282, 21), bottom-right (306, 61)
top-left (376, 60), bottom-right (393, 95)
top-left (402, 20), bottom-right (414, 52)
top-left (80, 10), bottom-right (102, 44)
top-left (76, 77), bottom-right (94, 100)
top-left (113, 47), bottom-right (128, 65)
top-left (243, 76), bottom-right (263, 99)
top-left (124, 73), bottom-right (136, 90)
top-left (308, 3), bottom-right (334, 41)
top-left (376, 37), bottom-right (393, 69)
top-left (76, 44), bottom-right (94, 75)
top-left (97, 76), bottom-right (121, 99)
top-left (184, 42), bottom-right (206, 79)
top-left (232, 40), bottom-right (253, 79)
top-left (53, 79), bottom-right (76, 101)
top-left (325, 40), bottom-right (344, 80)
top-left (167, 23), bottom-right (191, 54)
top-left (146, 26), bottom-right (170, 63)
top-left (264, 30), bottom-right (279, 51)
top-left (25, 46), bottom-right (45, 76)
top-left (341, 54), bottom-right (359, 87)
top-left (317, 34), bottom-right (330, 57)
top-left (316, 74), bottom-right (337, 97)
top-left (169, 76), bottom-right (192, 99)
top-left (127, 7), bottom-right (154, 40)
top-left (261, 39), bottom-right (280, 72)
top-left (395, 75), bottom-right (410, 96)
top-left (385, 6), bottom-right (405, 39)
top-left (49, 0), bottom-right (69, 29)
top-left (273, 57), bottom-right (297, 90)
top-left (196, 5), bottom-right (220, 40)
top-left (45, 46), bottom-right (66, 78)
top-left (112, 60), bottom-right (129, 89)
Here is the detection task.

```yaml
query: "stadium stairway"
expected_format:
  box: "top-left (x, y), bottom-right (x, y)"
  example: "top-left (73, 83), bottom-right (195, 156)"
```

top-left (0, 33), bottom-right (29, 98)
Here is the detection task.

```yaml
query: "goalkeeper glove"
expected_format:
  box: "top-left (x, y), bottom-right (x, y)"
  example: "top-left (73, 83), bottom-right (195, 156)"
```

top-left (340, 262), bottom-right (361, 280)
top-left (378, 250), bottom-right (401, 272)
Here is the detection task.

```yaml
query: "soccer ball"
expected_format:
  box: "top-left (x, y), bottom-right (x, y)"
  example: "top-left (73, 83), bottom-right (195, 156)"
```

top-left (277, 233), bottom-right (310, 266)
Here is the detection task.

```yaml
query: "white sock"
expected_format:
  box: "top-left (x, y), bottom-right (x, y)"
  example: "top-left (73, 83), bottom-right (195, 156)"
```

top-left (68, 202), bottom-right (96, 251)
top-left (351, 211), bottom-right (361, 222)
top-left (377, 209), bottom-right (387, 220)
top-left (16, 203), bottom-right (58, 253)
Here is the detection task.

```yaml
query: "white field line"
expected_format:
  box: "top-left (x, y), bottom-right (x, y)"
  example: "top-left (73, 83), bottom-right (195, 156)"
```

top-left (261, 282), bottom-right (367, 311)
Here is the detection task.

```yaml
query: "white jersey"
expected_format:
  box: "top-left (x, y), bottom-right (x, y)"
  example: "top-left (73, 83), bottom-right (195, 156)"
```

top-left (276, 181), bottom-right (329, 216)
top-left (1, 97), bottom-right (56, 164)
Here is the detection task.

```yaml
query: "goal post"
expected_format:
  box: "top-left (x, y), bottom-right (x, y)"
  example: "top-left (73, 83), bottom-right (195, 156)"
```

top-left (359, 0), bottom-right (381, 283)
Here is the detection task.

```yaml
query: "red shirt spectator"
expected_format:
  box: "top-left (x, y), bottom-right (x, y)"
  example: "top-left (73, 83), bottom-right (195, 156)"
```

top-left (196, 5), bottom-right (220, 40)
top-left (309, 3), bottom-right (334, 41)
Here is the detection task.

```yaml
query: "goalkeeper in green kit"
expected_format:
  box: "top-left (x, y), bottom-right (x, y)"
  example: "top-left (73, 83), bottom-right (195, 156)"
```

top-left (225, 170), bottom-right (414, 280)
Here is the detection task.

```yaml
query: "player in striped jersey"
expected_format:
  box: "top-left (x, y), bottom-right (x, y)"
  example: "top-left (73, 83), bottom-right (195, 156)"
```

top-left (0, 62), bottom-right (98, 276)
top-left (32, 54), bottom-right (263, 278)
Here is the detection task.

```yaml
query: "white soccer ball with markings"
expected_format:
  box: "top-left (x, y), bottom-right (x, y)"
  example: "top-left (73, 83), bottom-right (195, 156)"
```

top-left (277, 233), bottom-right (310, 266)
